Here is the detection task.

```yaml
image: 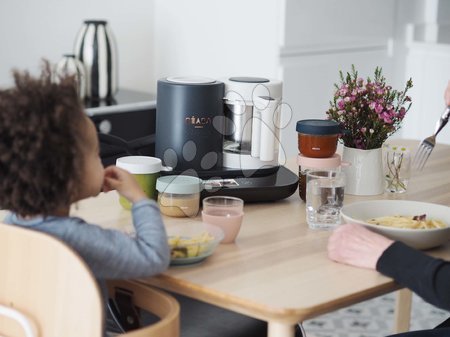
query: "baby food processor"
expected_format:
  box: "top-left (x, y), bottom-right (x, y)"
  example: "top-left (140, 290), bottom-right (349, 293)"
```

top-left (155, 76), bottom-right (298, 202)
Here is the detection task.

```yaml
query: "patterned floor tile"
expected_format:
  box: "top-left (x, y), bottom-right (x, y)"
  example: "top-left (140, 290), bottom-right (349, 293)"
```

top-left (302, 293), bottom-right (449, 337)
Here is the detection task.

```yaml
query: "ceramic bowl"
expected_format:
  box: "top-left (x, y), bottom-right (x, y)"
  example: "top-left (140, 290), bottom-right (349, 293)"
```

top-left (167, 221), bottom-right (224, 265)
top-left (340, 200), bottom-right (450, 249)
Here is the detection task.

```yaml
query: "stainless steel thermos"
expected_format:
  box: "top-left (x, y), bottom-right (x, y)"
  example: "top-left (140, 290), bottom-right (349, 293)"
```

top-left (55, 54), bottom-right (86, 100)
top-left (74, 20), bottom-right (118, 99)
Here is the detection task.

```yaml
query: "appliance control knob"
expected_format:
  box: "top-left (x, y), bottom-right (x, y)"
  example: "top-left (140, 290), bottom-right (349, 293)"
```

top-left (98, 119), bottom-right (112, 134)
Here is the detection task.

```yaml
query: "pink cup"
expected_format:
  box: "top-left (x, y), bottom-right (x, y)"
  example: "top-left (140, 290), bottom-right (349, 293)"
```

top-left (201, 196), bottom-right (244, 244)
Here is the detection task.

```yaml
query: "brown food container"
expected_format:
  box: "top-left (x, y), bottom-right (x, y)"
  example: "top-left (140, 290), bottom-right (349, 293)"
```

top-left (296, 119), bottom-right (340, 158)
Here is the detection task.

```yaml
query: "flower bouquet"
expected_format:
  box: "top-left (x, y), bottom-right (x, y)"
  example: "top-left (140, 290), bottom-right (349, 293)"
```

top-left (326, 65), bottom-right (413, 195)
top-left (326, 65), bottom-right (413, 150)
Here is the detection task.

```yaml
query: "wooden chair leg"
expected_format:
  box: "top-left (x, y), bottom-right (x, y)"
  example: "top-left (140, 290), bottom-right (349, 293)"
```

top-left (394, 288), bottom-right (412, 333)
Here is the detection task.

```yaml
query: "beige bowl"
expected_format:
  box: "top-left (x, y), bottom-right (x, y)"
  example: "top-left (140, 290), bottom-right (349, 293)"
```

top-left (340, 200), bottom-right (450, 250)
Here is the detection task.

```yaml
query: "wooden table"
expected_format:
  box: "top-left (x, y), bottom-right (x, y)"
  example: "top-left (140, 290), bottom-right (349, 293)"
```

top-left (71, 139), bottom-right (450, 337)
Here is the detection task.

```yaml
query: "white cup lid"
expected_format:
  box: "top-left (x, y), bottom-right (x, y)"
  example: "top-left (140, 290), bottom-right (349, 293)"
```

top-left (116, 156), bottom-right (162, 174)
top-left (156, 175), bottom-right (203, 194)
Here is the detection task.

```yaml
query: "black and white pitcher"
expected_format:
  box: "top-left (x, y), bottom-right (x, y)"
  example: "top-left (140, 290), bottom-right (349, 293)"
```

top-left (55, 54), bottom-right (86, 100)
top-left (74, 20), bottom-right (118, 100)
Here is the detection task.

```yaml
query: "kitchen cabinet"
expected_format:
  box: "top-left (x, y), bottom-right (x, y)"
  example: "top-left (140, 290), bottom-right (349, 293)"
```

top-left (85, 89), bottom-right (156, 166)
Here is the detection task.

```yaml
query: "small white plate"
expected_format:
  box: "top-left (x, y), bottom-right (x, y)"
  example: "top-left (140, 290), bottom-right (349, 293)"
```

top-left (341, 200), bottom-right (450, 249)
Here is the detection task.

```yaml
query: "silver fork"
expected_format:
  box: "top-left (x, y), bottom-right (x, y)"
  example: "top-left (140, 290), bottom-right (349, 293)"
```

top-left (413, 106), bottom-right (450, 170)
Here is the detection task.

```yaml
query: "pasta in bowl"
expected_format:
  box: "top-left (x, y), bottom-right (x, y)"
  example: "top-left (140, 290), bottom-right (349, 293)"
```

top-left (340, 200), bottom-right (450, 249)
top-left (166, 221), bottom-right (224, 265)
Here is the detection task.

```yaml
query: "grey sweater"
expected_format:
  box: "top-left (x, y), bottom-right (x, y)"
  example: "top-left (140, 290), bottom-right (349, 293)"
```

top-left (4, 197), bottom-right (171, 328)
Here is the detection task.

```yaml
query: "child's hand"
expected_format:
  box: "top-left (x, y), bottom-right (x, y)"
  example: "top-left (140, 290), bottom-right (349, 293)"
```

top-left (103, 166), bottom-right (147, 203)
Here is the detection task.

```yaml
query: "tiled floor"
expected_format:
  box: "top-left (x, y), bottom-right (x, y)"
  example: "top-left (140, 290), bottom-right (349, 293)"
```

top-left (302, 293), bottom-right (449, 337)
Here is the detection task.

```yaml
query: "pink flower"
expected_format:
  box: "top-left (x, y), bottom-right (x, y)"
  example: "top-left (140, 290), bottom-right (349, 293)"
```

top-left (337, 100), bottom-right (345, 109)
top-left (375, 104), bottom-right (383, 114)
top-left (376, 88), bottom-right (385, 96)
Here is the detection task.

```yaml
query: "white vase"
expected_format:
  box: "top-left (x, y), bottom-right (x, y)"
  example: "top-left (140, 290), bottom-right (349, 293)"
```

top-left (342, 146), bottom-right (384, 196)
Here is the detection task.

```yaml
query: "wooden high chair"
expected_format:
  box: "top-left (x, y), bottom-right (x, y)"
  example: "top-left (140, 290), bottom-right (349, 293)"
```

top-left (0, 223), bottom-right (180, 337)
top-left (0, 222), bottom-right (103, 337)
top-left (107, 280), bottom-right (180, 337)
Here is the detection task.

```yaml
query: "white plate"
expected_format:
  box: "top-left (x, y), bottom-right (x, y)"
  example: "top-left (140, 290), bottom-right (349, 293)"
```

top-left (340, 200), bottom-right (450, 249)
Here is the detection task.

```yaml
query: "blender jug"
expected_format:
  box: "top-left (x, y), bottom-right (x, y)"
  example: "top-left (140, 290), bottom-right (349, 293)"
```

top-left (223, 77), bottom-right (282, 169)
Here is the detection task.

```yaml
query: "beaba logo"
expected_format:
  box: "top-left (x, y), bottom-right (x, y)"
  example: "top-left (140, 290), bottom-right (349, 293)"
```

top-left (185, 115), bottom-right (211, 129)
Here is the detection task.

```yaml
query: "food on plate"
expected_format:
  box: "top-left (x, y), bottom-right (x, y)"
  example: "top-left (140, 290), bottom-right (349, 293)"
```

top-left (367, 214), bottom-right (447, 229)
top-left (168, 231), bottom-right (215, 259)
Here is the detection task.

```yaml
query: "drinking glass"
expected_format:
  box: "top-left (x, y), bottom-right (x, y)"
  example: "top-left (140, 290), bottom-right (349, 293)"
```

top-left (306, 170), bottom-right (345, 230)
top-left (383, 144), bottom-right (411, 194)
top-left (201, 196), bottom-right (244, 244)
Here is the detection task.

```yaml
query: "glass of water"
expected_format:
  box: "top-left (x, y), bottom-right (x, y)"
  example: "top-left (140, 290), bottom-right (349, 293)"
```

top-left (306, 170), bottom-right (345, 230)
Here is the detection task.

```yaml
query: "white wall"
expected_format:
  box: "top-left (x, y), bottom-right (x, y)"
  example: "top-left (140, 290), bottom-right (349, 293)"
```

top-left (0, 0), bottom-right (155, 92)
top-left (279, 0), bottom-right (397, 156)
top-left (153, 0), bottom-right (285, 80)
top-left (283, 0), bottom-right (396, 47)
top-left (395, 0), bottom-right (450, 144)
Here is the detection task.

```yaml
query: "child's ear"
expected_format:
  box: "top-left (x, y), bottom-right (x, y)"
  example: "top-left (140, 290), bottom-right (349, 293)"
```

top-left (68, 179), bottom-right (82, 203)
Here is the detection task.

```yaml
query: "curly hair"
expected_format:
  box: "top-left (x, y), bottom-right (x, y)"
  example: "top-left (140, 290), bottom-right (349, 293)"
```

top-left (0, 60), bottom-right (86, 217)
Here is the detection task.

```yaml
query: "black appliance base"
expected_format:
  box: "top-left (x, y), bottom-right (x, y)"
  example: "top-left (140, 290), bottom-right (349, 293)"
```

top-left (202, 166), bottom-right (298, 202)
top-left (164, 166), bottom-right (298, 203)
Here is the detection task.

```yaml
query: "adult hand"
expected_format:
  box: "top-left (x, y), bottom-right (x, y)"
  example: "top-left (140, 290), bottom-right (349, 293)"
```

top-left (103, 166), bottom-right (147, 204)
top-left (445, 80), bottom-right (450, 106)
top-left (327, 223), bottom-right (394, 269)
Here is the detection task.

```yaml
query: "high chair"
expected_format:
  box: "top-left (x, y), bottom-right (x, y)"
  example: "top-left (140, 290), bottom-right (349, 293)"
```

top-left (0, 222), bottom-right (103, 337)
top-left (0, 223), bottom-right (180, 337)
top-left (107, 280), bottom-right (179, 337)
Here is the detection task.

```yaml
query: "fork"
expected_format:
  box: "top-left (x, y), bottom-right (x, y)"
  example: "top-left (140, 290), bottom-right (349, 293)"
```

top-left (413, 106), bottom-right (450, 170)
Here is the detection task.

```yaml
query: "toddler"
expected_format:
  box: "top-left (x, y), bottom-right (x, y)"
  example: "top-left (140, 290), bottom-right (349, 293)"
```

top-left (0, 61), bottom-right (170, 334)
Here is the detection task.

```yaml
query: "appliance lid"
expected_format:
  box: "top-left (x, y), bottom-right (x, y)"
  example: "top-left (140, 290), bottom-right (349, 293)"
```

top-left (223, 76), bottom-right (282, 103)
top-left (166, 76), bottom-right (216, 84)
top-left (229, 76), bottom-right (270, 83)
